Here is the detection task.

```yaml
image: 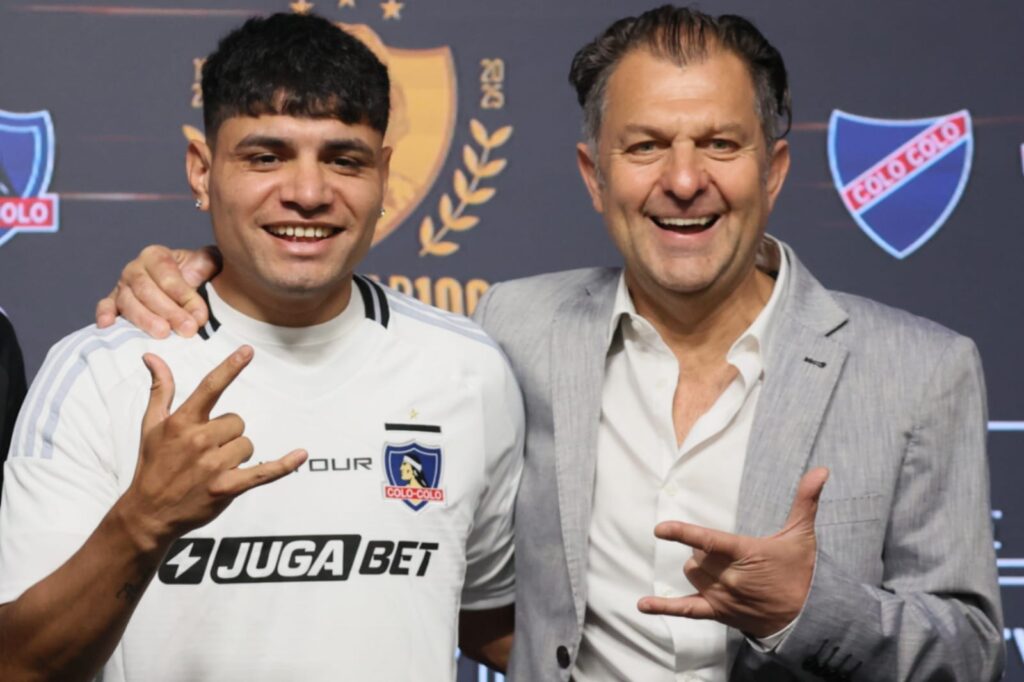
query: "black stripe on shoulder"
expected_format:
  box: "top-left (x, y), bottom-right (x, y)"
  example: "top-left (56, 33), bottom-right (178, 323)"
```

top-left (353, 276), bottom-right (376, 321)
top-left (366, 277), bottom-right (390, 328)
top-left (197, 284), bottom-right (221, 340)
top-left (354, 275), bottom-right (389, 328)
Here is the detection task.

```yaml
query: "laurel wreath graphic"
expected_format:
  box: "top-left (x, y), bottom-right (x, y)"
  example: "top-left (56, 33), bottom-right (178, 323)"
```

top-left (418, 119), bottom-right (512, 257)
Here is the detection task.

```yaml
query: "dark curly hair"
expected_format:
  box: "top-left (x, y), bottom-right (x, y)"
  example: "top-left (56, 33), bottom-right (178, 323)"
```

top-left (201, 13), bottom-right (390, 142)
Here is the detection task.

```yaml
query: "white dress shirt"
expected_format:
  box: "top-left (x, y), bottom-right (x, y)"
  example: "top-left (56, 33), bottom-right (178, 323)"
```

top-left (574, 241), bottom-right (789, 682)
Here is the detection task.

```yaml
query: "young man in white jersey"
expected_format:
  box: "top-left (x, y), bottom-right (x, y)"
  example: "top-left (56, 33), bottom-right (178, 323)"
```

top-left (0, 13), bottom-right (523, 681)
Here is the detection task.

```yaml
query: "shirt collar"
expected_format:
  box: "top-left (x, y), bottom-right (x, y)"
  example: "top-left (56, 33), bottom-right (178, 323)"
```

top-left (606, 236), bottom-right (789, 377)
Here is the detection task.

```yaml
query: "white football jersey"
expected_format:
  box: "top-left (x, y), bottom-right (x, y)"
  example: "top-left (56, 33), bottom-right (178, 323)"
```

top-left (0, 276), bottom-right (524, 681)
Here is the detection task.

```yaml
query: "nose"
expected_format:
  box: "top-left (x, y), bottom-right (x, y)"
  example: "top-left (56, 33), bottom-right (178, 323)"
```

top-left (279, 158), bottom-right (332, 213)
top-left (660, 143), bottom-right (708, 200)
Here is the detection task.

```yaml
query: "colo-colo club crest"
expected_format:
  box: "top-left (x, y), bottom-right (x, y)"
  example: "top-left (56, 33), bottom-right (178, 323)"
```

top-left (383, 442), bottom-right (445, 512)
top-left (0, 110), bottom-right (60, 248)
top-left (827, 110), bottom-right (972, 259)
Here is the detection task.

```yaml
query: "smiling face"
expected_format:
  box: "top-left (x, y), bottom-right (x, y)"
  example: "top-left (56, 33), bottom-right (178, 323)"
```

top-left (188, 114), bottom-right (390, 325)
top-left (577, 47), bottom-right (789, 315)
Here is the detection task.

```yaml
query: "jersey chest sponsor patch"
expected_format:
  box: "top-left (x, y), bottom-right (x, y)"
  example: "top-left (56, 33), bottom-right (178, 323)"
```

top-left (827, 109), bottom-right (972, 259)
top-left (158, 535), bottom-right (439, 585)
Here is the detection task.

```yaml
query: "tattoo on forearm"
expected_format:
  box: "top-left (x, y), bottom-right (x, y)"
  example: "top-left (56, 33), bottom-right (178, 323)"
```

top-left (116, 582), bottom-right (141, 603)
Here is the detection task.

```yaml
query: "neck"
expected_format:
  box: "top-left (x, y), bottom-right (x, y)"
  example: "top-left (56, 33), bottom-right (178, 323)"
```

top-left (210, 270), bottom-right (353, 328)
top-left (628, 266), bottom-right (773, 366)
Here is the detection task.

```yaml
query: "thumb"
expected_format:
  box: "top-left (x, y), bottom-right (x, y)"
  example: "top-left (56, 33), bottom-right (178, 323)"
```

top-left (782, 467), bottom-right (829, 531)
top-left (141, 353), bottom-right (175, 432)
top-left (176, 246), bottom-right (221, 328)
top-left (178, 245), bottom-right (221, 288)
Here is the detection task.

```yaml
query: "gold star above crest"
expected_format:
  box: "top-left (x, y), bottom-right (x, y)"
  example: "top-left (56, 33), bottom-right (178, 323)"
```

top-left (409, 408), bottom-right (419, 420)
top-left (290, 0), bottom-right (314, 14)
top-left (338, 0), bottom-right (355, 6)
top-left (381, 0), bottom-right (403, 20)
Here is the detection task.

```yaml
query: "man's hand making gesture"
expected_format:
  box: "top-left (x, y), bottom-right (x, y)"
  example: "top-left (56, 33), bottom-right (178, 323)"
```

top-left (122, 346), bottom-right (306, 548)
top-left (0, 347), bottom-right (306, 682)
top-left (638, 467), bottom-right (829, 639)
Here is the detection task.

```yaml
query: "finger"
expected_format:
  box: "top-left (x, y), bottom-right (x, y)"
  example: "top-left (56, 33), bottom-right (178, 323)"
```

top-left (204, 413), bottom-right (245, 447)
top-left (124, 254), bottom-right (199, 338)
top-left (178, 346), bottom-right (254, 421)
top-left (174, 245), bottom-right (220, 330)
top-left (217, 435), bottom-right (254, 468)
top-left (655, 521), bottom-right (744, 560)
top-left (141, 354), bottom-right (175, 433)
top-left (96, 286), bottom-right (119, 328)
top-left (782, 467), bottom-right (830, 530)
top-left (178, 245), bottom-right (222, 287)
top-left (210, 449), bottom-right (308, 496)
top-left (684, 556), bottom-right (727, 591)
top-left (637, 594), bottom-right (717, 620)
top-left (687, 549), bottom-right (733, 580)
top-left (115, 282), bottom-right (171, 339)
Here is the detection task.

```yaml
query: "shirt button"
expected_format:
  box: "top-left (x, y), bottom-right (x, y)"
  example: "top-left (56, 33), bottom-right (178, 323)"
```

top-left (664, 482), bottom-right (679, 496)
top-left (556, 645), bottom-right (571, 669)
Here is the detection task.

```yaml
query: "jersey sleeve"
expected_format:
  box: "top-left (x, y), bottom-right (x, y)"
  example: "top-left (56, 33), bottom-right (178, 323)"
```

top-left (0, 326), bottom-right (138, 605)
top-left (459, 353), bottom-right (525, 611)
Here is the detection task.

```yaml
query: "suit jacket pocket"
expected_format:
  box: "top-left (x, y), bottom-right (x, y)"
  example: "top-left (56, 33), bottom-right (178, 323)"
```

top-left (815, 493), bottom-right (885, 527)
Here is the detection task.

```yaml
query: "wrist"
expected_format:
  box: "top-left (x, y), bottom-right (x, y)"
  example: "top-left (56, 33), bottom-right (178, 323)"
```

top-left (107, 495), bottom-right (174, 557)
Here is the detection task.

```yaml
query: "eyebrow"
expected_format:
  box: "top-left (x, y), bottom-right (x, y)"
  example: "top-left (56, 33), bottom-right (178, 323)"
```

top-left (619, 122), bottom-right (749, 137)
top-left (233, 135), bottom-right (376, 157)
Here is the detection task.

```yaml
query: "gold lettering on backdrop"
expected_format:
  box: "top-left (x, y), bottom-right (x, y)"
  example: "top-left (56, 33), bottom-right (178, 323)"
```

top-left (369, 275), bottom-right (490, 316)
top-left (480, 58), bottom-right (505, 110)
top-left (191, 58), bottom-right (206, 109)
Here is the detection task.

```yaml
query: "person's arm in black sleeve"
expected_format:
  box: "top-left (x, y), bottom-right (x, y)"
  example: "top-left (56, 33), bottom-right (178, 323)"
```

top-left (0, 311), bottom-right (27, 466)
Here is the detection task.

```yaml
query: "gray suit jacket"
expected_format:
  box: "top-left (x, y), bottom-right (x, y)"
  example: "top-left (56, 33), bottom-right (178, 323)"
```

top-left (474, 244), bottom-right (1003, 681)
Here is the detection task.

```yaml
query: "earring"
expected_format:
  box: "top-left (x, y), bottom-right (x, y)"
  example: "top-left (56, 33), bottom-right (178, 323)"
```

top-left (194, 198), bottom-right (203, 210)
top-left (380, 207), bottom-right (386, 217)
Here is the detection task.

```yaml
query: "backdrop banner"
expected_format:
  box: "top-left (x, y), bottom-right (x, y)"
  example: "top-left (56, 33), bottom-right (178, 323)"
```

top-left (1, 2), bottom-right (1021, 679)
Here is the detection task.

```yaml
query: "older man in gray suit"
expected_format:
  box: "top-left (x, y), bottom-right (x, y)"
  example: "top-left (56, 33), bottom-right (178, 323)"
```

top-left (99, 5), bottom-right (1001, 681)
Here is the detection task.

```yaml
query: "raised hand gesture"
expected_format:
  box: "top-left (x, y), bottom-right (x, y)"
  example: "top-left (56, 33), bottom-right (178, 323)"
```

top-left (638, 467), bottom-right (829, 638)
top-left (120, 345), bottom-right (307, 549)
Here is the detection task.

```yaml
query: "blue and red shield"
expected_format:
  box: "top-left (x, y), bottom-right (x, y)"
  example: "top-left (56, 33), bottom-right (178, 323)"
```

top-left (827, 109), bottom-right (972, 259)
top-left (383, 441), bottom-right (444, 511)
top-left (0, 109), bottom-right (60, 248)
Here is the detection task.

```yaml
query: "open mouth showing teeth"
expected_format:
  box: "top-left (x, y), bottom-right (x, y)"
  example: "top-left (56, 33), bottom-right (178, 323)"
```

top-left (263, 225), bottom-right (342, 241)
top-left (651, 215), bottom-right (719, 233)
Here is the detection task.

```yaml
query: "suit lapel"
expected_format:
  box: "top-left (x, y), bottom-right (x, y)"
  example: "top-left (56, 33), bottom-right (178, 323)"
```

top-left (551, 270), bottom-right (618, 628)
top-left (735, 249), bottom-right (850, 537)
top-left (728, 247), bottom-right (850, 667)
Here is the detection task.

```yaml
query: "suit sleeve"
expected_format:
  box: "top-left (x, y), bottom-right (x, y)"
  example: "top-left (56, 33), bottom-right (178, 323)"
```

top-left (761, 335), bottom-right (1004, 681)
top-left (461, 287), bottom-right (525, 609)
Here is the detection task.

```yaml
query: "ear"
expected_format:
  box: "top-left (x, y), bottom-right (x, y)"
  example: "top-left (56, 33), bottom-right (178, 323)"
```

top-left (576, 141), bottom-right (604, 214)
top-left (764, 138), bottom-right (791, 211)
top-left (186, 137), bottom-right (213, 209)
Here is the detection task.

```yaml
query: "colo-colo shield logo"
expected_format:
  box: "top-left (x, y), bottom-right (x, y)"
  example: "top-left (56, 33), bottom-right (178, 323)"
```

top-left (827, 109), bottom-right (972, 259)
top-left (383, 441), bottom-right (444, 511)
top-left (0, 110), bottom-right (60, 248)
